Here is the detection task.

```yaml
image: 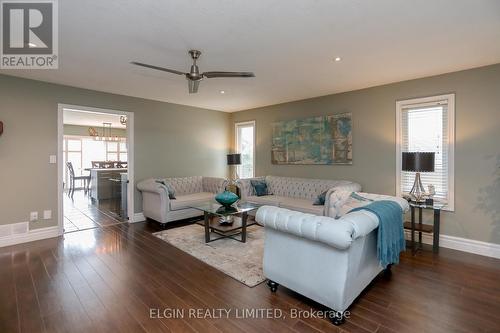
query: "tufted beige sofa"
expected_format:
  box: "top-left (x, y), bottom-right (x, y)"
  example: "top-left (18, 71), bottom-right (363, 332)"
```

top-left (137, 176), bottom-right (228, 224)
top-left (237, 176), bottom-right (361, 217)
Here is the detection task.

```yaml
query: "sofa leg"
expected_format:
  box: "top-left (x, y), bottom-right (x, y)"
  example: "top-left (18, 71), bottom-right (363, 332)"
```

top-left (267, 280), bottom-right (279, 292)
top-left (329, 311), bottom-right (346, 326)
top-left (383, 264), bottom-right (392, 278)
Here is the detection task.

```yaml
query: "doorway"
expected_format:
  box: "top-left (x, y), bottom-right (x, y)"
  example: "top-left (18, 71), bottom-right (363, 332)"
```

top-left (57, 104), bottom-right (135, 234)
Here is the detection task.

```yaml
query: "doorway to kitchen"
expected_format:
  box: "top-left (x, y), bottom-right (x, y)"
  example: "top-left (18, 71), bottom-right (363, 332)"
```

top-left (57, 104), bottom-right (134, 234)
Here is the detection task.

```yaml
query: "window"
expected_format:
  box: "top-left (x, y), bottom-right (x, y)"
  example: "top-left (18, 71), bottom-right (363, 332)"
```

top-left (396, 94), bottom-right (455, 210)
top-left (63, 137), bottom-right (83, 186)
top-left (63, 136), bottom-right (127, 186)
top-left (82, 139), bottom-right (106, 169)
top-left (235, 121), bottom-right (255, 179)
top-left (105, 140), bottom-right (127, 161)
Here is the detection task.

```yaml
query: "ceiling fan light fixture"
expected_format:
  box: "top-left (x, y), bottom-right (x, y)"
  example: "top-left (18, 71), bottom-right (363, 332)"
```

top-left (220, 90), bottom-right (225, 94)
top-left (334, 56), bottom-right (342, 62)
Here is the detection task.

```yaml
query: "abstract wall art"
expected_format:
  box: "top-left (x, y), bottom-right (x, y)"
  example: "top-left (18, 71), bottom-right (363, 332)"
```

top-left (271, 113), bottom-right (352, 165)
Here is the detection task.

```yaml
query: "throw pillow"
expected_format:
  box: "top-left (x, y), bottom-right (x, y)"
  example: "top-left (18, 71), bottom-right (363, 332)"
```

top-left (250, 179), bottom-right (269, 197)
top-left (336, 192), bottom-right (373, 217)
top-left (155, 180), bottom-right (176, 199)
top-left (328, 190), bottom-right (354, 219)
top-left (313, 190), bottom-right (328, 205)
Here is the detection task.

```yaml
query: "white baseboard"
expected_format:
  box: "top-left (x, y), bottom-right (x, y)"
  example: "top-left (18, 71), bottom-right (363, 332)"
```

top-left (0, 225), bottom-right (61, 248)
top-left (404, 230), bottom-right (500, 259)
top-left (132, 212), bottom-right (146, 223)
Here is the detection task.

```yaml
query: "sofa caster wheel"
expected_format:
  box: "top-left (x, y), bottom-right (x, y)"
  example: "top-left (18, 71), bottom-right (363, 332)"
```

top-left (330, 316), bottom-right (345, 326)
top-left (329, 311), bottom-right (346, 326)
top-left (267, 280), bottom-right (278, 292)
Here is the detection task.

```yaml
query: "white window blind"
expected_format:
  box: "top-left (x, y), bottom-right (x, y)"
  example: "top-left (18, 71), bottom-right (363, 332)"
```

top-left (397, 94), bottom-right (455, 210)
top-left (401, 103), bottom-right (448, 199)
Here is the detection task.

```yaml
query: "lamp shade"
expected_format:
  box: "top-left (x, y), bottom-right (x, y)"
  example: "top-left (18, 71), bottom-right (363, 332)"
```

top-left (227, 153), bottom-right (241, 165)
top-left (402, 152), bottom-right (435, 172)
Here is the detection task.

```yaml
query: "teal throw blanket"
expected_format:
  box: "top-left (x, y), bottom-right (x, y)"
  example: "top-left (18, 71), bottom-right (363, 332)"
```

top-left (350, 200), bottom-right (405, 268)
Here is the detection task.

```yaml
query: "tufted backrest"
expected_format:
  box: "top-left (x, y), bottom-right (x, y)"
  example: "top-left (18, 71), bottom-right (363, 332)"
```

top-left (265, 176), bottom-right (358, 200)
top-left (164, 176), bottom-right (203, 195)
top-left (202, 177), bottom-right (229, 194)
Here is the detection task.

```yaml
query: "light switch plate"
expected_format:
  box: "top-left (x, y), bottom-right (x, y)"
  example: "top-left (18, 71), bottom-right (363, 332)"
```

top-left (49, 155), bottom-right (57, 164)
top-left (30, 211), bottom-right (38, 222)
top-left (43, 210), bottom-right (52, 219)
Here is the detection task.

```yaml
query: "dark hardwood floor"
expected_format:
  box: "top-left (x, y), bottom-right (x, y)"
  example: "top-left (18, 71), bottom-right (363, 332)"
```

top-left (1, 218), bottom-right (499, 333)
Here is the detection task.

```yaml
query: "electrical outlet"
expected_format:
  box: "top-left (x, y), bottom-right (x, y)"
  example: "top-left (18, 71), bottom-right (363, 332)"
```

top-left (30, 211), bottom-right (38, 222)
top-left (43, 210), bottom-right (52, 220)
top-left (49, 155), bottom-right (57, 164)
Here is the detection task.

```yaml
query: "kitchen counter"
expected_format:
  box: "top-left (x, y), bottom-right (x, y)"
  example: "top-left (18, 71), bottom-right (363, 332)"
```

top-left (90, 168), bottom-right (128, 201)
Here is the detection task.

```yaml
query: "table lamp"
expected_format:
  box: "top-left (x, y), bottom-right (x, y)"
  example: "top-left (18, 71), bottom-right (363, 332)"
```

top-left (402, 152), bottom-right (435, 202)
top-left (227, 153), bottom-right (241, 183)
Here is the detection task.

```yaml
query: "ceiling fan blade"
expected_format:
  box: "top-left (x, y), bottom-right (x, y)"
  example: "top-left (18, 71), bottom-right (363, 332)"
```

top-left (188, 80), bottom-right (200, 94)
top-left (203, 71), bottom-right (255, 78)
top-left (131, 61), bottom-right (186, 75)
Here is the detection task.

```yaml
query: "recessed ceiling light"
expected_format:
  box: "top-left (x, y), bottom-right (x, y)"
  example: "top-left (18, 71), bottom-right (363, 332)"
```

top-left (334, 57), bottom-right (341, 62)
top-left (220, 90), bottom-right (225, 94)
top-left (28, 42), bottom-right (37, 48)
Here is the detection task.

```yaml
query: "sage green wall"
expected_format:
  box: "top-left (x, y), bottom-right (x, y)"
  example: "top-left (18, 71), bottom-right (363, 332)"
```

top-left (231, 64), bottom-right (500, 244)
top-left (2, 64), bottom-right (499, 243)
top-left (63, 124), bottom-right (126, 137)
top-left (0, 74), bottom-right (230, 229)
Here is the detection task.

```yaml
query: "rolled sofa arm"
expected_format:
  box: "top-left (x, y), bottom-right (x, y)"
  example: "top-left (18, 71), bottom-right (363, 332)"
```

top-left (137, 178), bottom-right (171, 223)
top-left (137, 178), bottom-right (169, 197)
top-left (202, 177), bottom-right (229, 193)
top-left (256, 206), bottom-right (357, 250)
top-left (236, 177), bottom-right (264, 201)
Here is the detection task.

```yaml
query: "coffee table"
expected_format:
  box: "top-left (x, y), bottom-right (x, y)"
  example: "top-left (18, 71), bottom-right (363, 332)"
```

top-left (189, 202), bottom-right (260, 243)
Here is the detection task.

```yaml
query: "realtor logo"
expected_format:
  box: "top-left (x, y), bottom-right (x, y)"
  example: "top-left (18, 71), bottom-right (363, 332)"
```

top-left (1, 0), bottom-right (58, 69)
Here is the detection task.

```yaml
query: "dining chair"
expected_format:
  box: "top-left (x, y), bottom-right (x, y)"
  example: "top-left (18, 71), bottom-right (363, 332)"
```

top-left (102, 161), bottom-right (115, 168)
top-left (66, 162), bottom-right (91, 199)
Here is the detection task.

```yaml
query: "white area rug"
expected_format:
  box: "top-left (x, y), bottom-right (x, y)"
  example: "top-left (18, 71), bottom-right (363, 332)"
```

top-left (154, 224), bottom-right (265, 287)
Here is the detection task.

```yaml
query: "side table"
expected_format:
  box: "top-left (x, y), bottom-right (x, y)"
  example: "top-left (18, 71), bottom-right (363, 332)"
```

top-left (404, 201), bottom-right (446, 255)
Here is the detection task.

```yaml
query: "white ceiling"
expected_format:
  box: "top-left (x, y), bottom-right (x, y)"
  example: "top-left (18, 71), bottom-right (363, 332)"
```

top-left (2, 0), bottom-right (500, 112)
top-left (63, 109), bottom-right (126, 129)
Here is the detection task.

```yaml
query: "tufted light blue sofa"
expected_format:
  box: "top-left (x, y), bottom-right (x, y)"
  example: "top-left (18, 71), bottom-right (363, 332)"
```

top-left (255, 198), bottom-right (408, 325)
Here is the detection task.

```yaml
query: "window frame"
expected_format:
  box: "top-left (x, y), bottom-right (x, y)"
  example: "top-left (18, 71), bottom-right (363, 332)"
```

top-left (105, 140), bottom-right (127, 161)
top-left (63, 136), bottom-right (83, 186)
top-left (395, 94), bottom-right (455, 211)
top-left (234, 120), bottom-right (256, 179)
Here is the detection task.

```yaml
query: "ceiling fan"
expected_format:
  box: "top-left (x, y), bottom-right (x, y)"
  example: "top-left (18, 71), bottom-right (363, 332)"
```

top-left (131, 50), bottom-right (255, 94)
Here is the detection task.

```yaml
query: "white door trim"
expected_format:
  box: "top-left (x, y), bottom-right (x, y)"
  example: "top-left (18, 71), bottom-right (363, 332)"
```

top-left (57, 104), bottom-right (135, 234)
